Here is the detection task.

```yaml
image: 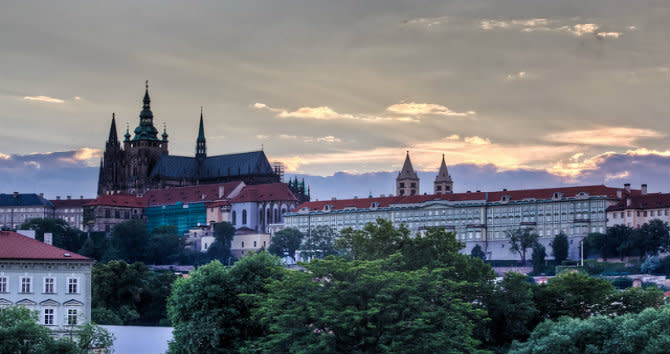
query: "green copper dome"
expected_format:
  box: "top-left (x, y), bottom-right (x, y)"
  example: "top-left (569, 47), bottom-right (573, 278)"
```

top-left (132, 81), bottom-right (159, 141)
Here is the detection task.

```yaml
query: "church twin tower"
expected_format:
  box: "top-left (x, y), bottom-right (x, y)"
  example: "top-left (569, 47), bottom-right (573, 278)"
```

top-left (395, 152), bottom-right (453, 196)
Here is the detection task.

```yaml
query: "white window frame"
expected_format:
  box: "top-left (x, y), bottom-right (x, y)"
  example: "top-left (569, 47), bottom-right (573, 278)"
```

top-left (0, 276), bottom-right (7, 293)
top-left (67, 308), bottom-right (79, 326)
top-left (43, 277), bottom-right (56, 294)
top-left (20, 277), bottom-right (32, 293)
top-left (67, 277), bottom-right (79, 294)
top-left (43, 307), bottom-right (56, 326)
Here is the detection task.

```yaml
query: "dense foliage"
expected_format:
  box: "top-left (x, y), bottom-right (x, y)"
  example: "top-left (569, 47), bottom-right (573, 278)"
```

top-left (549, 232), bottom-right (569, 265)
top-left (0, 306), bottom-right (113, 354)
top-left (584, 220), bottom-right (669, 260)
top-left (506, 228), bottom-right (539, 265)
top-left (167, 252), bottom-right (285, 354)
top-left (267, 227), bottom-right (304, 261)
top-left (509, 306), bottom-right (670, 354)
top-left (92, 260), bottom-right (177, 326)
top-left (19, 218), bottom-right (87, 253)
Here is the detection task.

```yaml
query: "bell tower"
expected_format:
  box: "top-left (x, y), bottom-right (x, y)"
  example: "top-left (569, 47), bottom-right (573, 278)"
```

top-left (396, 151), bottom-right (420, 196)
top-left (434, 154), bottom-right (453, 194)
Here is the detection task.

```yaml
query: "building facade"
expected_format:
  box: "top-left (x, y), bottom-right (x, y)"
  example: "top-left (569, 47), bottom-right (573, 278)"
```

top-left (0, 193), bottom-right (54, 230)
top-left (83, 195), bottom-right (145, 234)
top-left (97, 82), bottom-right (286, 196)
top-left (284, 185), bottom-right (640, 261)
top-left (51, 196), bottom-right (93, 231)
top-left (229, 183), bottom-right (298, 234)
top-left (607, 186), bottom-right (669, 228)
top-left (0, 231), bottom-right (94, 335)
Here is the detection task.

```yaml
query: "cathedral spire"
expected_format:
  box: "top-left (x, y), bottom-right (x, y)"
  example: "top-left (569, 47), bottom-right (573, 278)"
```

top-left (107, 113), bottom-right (119, 145)
top-left (396, 151), bottom-right (420, 196)
top-left (398, 151), bottom-right (418, 180)
top-left (196, 107), bottom-right (206, 160)
top-left (133, 80), bottom-right (159, 141)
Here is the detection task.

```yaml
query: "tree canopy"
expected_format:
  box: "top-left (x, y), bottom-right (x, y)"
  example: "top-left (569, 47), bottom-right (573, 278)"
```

top-left (550, 232), bottom-right (568, 265)
top-left (268, 227), bottom-right (304, 261)
top-left (506, 228), bottom-right (539, 265)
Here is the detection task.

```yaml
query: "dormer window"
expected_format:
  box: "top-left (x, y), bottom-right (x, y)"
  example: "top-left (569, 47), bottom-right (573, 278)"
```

top-left (370, 202), bottom-right (381, 209)
top-left (323, 205), bottom-right (333, 212)
top-left (501, 195), bottom-right (511, 203)
top-left (576, 192), bottom-right (589, 199)
top-left (552, 192), bottom-right (564, 200)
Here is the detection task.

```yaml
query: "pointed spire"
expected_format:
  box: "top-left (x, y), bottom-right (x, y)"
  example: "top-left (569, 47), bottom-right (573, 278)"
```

top-left (107, 113), bottom-right (119, 145)
top-left (162, 122), bottom-right (168, 142)
top-left (196, 108), bottom-right (206, 160)
top-left (435, 153), bottom-right (452, 182)
top-left (398, 150), bottom-right (418, 180)
top-left (143, 80), bottom-right (151, 108)
top-left (124, 122), bottom-right (131, 142)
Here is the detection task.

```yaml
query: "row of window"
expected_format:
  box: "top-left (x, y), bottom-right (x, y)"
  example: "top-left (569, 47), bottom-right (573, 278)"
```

top-left (611, 209), bottom-right (669, 219)
top-left (41, 307), bottom-right (81, 326)
top-left (0, 276), bottom-right (79, 294)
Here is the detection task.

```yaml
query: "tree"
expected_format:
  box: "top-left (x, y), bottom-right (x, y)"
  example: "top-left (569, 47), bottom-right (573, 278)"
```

top-left (509, 306), bottom-right (670, 354)
top-left (507, 228), bottom-right (539, 265)
top-left (550, 233), bottom-right (569, 265)
top-left (110, 220), bottom-right (150, 263)
top-left (335, 219), bottom-right (410, 260)
top-left (19, 218), bottom-right (87, 253)
top-left (470, 244), bottom-right (487, 260)
top-left (250, 255), bottom-right (488, 354)
top-left (92, 260), bottom-right (177, 325)
top-left (638, 219), bottom-right (670, 256)
top-left (0, 306), bottom-right (114, 354)
top-left (207, 222), bottom-right (236, 263)
top-left (583, 232), bottom-right (607, 259)
top-left (534, 272), bottom-right (615, 320)
top-left (301, 225), bottom-right (339, 259)
top-left (486, 272), bottom-right (538, 350)
top-left (78, 232), bottom-right (111, 262)
top-left (531, 243), bottom-right (546, 274)
top-left (147, 226), bottom-right (190, 265)
top-left (167, 252), bottom-right (285, 354)
top-left (641, 255), bottom-right (661, 274)
top-left (268, 228), bottom-right (304, 262)
top-left (603, 287), bottom-right (664, 316)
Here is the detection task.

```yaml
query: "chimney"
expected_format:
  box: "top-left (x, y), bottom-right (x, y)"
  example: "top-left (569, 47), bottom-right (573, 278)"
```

top-left (626, 197), bottom-right (631, 207)
top-left (13, 192), bottom-right (18, 198)
top-left (331, 197), bottom-right (337, 200)
top-left (624, 183), bottom-right (631, 193)
top-left (56, 196), bottom-right (61, 200)
top-left (80, 195), bottom-right (84, 199)
top-left (39, 193), bottom-right (44, 198)
top-left (641, 184), bottom-right (647, 195)
top-left (502, 188), bottom-right (507, 192)
top-left (616, 189), bottom-right (622, 199)
top-left (218, 186), bottom-right (225, 199)
top-left (67, 195), bottom-right (71, 200)
top-left (353, 196), bottom-right (358, 199)
top-left (44, 233), bottom-right (53, 246)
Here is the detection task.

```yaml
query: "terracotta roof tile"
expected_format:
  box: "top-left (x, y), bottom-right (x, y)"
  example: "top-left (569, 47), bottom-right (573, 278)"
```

top-left (51, 198), bottom-right (94, 208)
top-left (84, 194), bottom-right (146, 208)
top-left (0, 231), bottom-right (92, 261)
top-left (607, 193), bottom-right (670, 211)
top-left (144, 182), bottom-right (243, 206)
top-left (230, 183), bottom-right (297, 203)
top-left (293, 185), bottom-right (638, 212)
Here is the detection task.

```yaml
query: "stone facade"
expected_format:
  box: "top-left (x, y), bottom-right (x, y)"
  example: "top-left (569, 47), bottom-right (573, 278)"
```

top-left (0, 193), bottom-right (54, 230)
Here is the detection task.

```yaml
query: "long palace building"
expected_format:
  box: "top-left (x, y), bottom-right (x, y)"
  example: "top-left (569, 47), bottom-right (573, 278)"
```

top-left (282, 153), bottom-right (646, 261)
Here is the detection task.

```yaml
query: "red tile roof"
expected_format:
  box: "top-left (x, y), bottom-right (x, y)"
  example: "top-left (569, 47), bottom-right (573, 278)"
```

top-left (0, 231), bottom-right (92, 261)
top-left (607, 193), bottom-right (670, 211)
top-left (84, 194), bottom-right (146, 208)
top-left (144, 182), bottom-right (243, 206)
top-left (51, 198), bottom-right (94, 208)
top-left (293, 185), bottom-right (638, 212)
top-left (230, 183), bottom-right (297, 203)
top-left (206, 200), bottom-right (231, 208)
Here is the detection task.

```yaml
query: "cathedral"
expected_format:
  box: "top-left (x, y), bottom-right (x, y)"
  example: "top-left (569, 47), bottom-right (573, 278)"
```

top-left (98, 82), bottom-right (283, 196)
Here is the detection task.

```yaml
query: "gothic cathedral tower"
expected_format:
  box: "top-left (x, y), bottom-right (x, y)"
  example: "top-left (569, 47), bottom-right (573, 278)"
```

top-left (396, 151), bottom-right (420, 196)
top-left (434, 154), bottom-right (453, 194)
top-left (97, 113), bottom-right (123, 195)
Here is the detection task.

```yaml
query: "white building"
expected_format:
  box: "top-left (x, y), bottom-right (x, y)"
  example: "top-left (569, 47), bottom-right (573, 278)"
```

top-left (52, 196), bottom-right (93, 231)
top-left (0, 231), bottom-right (94, 335)
top-left (283, 185), bottom-right (641, 261)
top-left (0, 193), bottom-right (54, 230)
top-left (607, 185), bottom-right (669, 228)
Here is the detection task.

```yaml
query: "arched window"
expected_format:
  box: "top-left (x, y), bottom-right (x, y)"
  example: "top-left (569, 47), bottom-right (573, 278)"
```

top-left (274, 209), bottom-right (279, 222)
top-left (232, 211), bottom-right (237, 225)
top-left (242, 209), bottom-right (247, 225)
top-left (267, 209), bottom-right (272, 224)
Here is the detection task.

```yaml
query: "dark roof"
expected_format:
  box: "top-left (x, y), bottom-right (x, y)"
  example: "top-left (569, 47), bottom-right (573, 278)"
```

top-left (144, 182), bottom-right (243, 206)
top-left (607, 193), bottom-right (670, 211)
top-left (51, 198), bottom-right (94, 208)
top-left (84, 194), bottom-right (146, 208)
top-left (0, 194), bottom-right (54, 208)
top-left (0, 231), bottom-right (92, 261)
top-left (230, 183), bottom-right (297, 203)
top-left (149, 151), bottom-right (275, 179)
top-left (293, 185), bottom-right (637, 212)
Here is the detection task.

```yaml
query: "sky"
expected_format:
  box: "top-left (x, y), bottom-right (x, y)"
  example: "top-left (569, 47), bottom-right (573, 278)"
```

top-left (0, 0), bottom-right (668, 199)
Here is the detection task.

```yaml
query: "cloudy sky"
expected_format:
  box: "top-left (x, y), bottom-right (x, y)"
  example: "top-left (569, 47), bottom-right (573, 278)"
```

top-left (1, 0), bottom-right (668, 199)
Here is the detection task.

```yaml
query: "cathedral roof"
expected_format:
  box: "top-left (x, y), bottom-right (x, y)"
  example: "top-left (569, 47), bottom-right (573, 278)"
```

top-left (230, 183), bottom-right (297, 203)
top-left (144, 181), bottom-right (243, 206)
top-left (149, 151), bottom-right (275, 180)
